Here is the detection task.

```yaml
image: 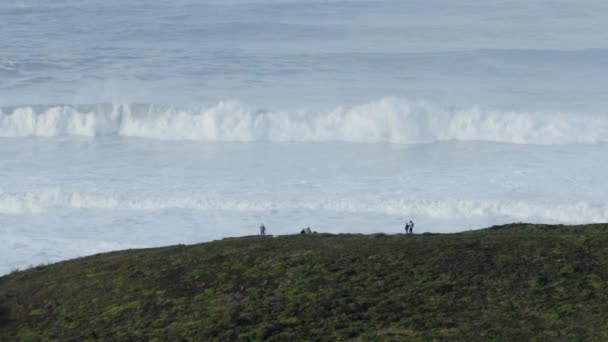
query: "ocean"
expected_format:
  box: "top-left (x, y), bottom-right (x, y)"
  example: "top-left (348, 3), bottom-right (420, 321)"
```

top-left (1, 0), bottom-right (608, 274)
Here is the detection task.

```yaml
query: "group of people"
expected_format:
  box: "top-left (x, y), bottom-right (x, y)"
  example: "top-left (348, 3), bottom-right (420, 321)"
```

top-left (259, 223), bottom-right (315, 236)
top-left (404, 220), bottom-right (414, 234)
top-left (300, 227), bottom-right (313, 234)
top-left (259, 221), bottom-right (415, 236)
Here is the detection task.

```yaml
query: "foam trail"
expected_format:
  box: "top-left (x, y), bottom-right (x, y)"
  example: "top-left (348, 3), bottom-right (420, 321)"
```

top-left (1, 189), bottom-right (607, 224)
top-left (1, 99), bottom-right (608, 144)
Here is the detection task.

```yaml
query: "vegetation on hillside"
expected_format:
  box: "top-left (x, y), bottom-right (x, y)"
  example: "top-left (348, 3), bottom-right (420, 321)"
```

top-left (1, 223), bottom-right (608, 341)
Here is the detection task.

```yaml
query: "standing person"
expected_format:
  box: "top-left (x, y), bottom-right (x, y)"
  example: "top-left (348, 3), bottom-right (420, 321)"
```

top-left (260, 223), bottom-right (266, 236)
top-left (404, 221), bottom-right (410, 234)
top-left (409, 220), bottom-right (414, 234)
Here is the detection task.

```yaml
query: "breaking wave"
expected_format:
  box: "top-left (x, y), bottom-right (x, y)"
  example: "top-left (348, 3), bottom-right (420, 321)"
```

top-left (1, 98), bottom-right (607, 144)
top-left (1, 189), bottom-right (607, 224)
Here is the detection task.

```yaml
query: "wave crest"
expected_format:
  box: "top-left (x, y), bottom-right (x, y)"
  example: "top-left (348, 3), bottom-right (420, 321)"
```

top-left (1, 189), bottom-right (607, 224)
top-left (1, 99), bottom-right (607, 144)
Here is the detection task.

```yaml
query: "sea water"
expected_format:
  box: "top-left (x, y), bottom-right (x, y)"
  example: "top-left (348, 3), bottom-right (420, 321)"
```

top-left (1, 0), bottom-right (608, 274)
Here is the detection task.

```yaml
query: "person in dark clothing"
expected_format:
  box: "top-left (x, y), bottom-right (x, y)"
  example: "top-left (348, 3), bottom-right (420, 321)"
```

top-left (409, 220), bottom-right (414, 234)
top-left (260, 223), bottom-right (267, 236)
top-left (405, 221), bottom-right (410, 234)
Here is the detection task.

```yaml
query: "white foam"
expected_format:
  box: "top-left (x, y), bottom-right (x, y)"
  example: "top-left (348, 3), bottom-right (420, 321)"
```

top-left (1, 98), bottom-right (607, 144)
top-left (1, 189), bottom-right (607, 224)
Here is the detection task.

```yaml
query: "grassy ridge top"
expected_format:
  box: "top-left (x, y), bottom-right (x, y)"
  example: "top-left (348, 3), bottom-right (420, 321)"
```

top-left (2, 224), bottom-right (608, 341)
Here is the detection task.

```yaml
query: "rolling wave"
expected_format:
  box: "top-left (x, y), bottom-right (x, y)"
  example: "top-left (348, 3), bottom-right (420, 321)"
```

top-left (1, 189), bottom-right (607, 224)
top-left (1, 98), bottom-right (607, 144)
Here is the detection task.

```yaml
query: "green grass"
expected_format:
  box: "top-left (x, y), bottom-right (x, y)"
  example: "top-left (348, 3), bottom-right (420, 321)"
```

top-left (2, 223), bottom-right (608, 341)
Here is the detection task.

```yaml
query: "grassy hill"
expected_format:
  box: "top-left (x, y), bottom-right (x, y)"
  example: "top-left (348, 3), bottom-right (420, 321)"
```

top-left (2, 223), bottom-right (608, 341)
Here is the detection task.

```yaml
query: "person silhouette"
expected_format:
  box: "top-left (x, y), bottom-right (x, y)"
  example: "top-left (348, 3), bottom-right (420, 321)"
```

top-left (259, 223), bottom-right (267, 236)
top-left (409, 220), bottom-right (414, 234)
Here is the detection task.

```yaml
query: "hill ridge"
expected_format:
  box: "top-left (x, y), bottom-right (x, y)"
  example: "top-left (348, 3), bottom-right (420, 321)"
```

top-left (2, 223), bottom-right (608, 341)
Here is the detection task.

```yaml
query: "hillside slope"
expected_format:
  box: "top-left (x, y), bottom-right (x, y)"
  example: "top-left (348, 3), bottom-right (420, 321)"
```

top-left (2, 224), bottom-right (608, 341)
